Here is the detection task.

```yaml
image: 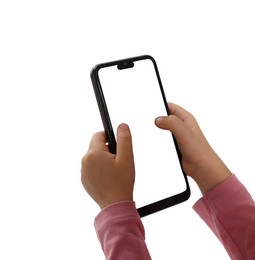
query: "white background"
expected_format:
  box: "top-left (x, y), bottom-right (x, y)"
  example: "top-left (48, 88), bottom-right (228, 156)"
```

top-left (0, 1), bottom-right (254, 259)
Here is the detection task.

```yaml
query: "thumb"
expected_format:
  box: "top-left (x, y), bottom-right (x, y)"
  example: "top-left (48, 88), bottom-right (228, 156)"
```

top-left (155, 115), bottom-right (187, 139)
top-left (116, 123), bottom-right (134, 161)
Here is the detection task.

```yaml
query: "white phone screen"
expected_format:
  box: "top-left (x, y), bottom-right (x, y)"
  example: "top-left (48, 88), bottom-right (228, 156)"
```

top-left (98, 58), bottom-right (187, 208)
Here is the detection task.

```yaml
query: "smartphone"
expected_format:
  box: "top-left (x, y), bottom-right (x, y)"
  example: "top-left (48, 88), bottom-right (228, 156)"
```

top-left (90, 55), bottom-right (190, 217)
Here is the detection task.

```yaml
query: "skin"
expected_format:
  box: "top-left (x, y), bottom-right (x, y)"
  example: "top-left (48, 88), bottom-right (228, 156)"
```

top-left (81, 123), bottom-right (135, 209)
top-left (81, 103), bottom-right (232, 209)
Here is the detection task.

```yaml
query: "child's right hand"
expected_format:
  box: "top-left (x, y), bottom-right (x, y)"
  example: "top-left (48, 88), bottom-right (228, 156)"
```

top-left (155, 103), bottom-right (232, 195)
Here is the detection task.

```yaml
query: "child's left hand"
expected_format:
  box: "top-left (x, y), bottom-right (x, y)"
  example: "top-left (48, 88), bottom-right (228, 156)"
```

top-left (81, 124), bottom-right (135, 209)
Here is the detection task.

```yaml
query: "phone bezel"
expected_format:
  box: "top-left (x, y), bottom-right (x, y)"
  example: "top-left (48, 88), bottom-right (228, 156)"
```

top-left (90, 55), bottom-right (190, 217)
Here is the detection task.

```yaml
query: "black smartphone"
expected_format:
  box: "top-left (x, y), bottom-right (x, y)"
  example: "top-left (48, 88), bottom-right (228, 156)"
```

top-left (90, 55), bottom-right (190, 217)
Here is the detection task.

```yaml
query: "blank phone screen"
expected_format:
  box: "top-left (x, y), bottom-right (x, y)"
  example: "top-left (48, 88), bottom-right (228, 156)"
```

top-left (98, 58), bottom-right (187, 209)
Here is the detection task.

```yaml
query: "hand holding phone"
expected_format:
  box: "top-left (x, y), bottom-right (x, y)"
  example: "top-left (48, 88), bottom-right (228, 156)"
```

top-left (81, 124), bottom-right (135, 209)
top-left (90, 55), bottom-right (190, 217)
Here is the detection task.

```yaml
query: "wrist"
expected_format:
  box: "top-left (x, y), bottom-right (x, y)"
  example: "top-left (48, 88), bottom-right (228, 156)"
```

top-left (99, 197), bottom-right (134, 210)
top-left (190, 153), bottom-right (232, 195)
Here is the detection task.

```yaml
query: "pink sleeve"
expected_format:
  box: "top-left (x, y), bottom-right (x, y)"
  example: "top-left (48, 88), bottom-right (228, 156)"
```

top-left (193, 174), bottom-right (255, 260)
top-left (94, 201), bottom-right (151, 260)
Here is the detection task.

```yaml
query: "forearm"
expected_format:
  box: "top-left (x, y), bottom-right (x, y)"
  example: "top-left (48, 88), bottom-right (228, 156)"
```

top-left (190, 151), bottom-right (232, 195)
top-left (193, 174), bottom-right (255, 260)
top-left (94, 201), bottom-right (151, 260)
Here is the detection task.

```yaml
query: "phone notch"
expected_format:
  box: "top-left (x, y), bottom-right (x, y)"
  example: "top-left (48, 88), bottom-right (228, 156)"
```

top-left (117, 60), bottom-right (134, 70)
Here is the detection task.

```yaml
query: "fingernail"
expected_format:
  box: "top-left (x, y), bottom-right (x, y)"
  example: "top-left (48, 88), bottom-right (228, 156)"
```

top-left (155, 117), bottom-right (164, 124)
top-left (119, 123), bottom-right (129, 130)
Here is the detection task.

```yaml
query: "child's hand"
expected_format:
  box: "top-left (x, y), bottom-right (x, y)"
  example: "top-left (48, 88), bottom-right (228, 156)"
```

top-left (155, 103), bottom-right (232, 195)
top-left (81, 124), bottom-right (135, 209)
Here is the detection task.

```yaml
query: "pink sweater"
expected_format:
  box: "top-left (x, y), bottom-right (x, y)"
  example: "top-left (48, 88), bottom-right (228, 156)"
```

top-left (94, 175), bottom-right (255, 259)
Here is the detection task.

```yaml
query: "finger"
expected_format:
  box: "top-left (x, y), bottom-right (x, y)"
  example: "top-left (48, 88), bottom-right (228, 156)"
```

top-left (168, 102), bottom-right (191, 122)
top-left (116, 123), bottom-right (134, 161)
top-left (154, 114), bottom-right (188, 141)
top-left (155, 114), bottom-right (181, 131)
top-left (88, 131), bottom-right (109, 152)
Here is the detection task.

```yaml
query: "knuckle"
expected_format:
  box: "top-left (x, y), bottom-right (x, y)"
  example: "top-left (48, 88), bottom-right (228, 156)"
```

top-left (92, 131), bottom-right (101, 138)
top-left (81, 151), bottom-right (95, 166)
